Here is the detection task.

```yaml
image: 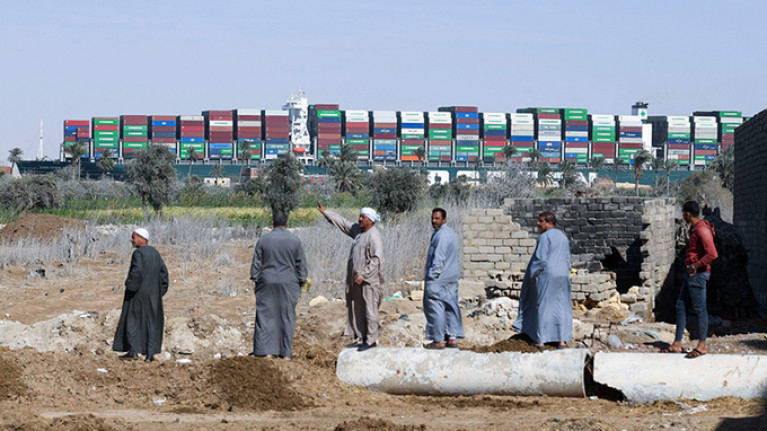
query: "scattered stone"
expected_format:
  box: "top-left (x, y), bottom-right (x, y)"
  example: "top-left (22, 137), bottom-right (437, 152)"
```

top-left (309, 296), bottom-right (328, 307)
top-left (410, 290), bottom-right (424, 301)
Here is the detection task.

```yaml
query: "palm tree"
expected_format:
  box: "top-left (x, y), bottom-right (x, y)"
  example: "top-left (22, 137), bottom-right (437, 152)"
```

top-left (7, 147), bottom-right (22, 173)
top-left (710, 145), bottom-right (734, 191)
top-left (537, 161), bottom-right (553, 191)
top-left (502, 145), bottom-right (518, 163)
top-left (473, 157), bottom-right (484, 184)
top-left (414, 147), bottom-right (426, 165)
top-left (558, 159), bottom-right (577, 190)
top-left (664, 159), bottom-right (678, 196)
top-left (588, 156), bottom-right (605, 185)
top-left (238, 140), bottom-right (252, 183)
top-left (97, 149), bottom-right (115, 179)
top-left (66, 142), bottom-right (88, 180)
top-left (650, 155), bottom-right (665, 193)
top-left (338, 142), bottom-right (357, 163)
top-left (608, 157), bottom-right (626, 190)
top-left (631, 150), bottom-right (653, 196)
top-left (528, 148), bottom-right (542, 169)
top-left (330, 161), bottom-right (362, 193)
top-left (186, 147), bottom-right (199, 178)
top-left (317, 149), bottom-right (335, 175)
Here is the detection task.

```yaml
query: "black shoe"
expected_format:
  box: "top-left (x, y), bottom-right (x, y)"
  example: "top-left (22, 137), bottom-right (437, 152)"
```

top-left (358, 342), bottom-right (377, 352)
top-left (144, 355), bottom-right (155, 362)
top-left (119, 352), bottom-right (138, 361)
top-left (345, 341), bottom-right (363, 348)
top-left (424, 342), bottom-right (446, 350)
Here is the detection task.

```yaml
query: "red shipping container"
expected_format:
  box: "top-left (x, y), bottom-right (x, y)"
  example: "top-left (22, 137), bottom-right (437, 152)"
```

top-left (695, 150), bottom-right (717, 156)
top-left (152, 137), bottom-right (176, 143)
top-left (679, 155), bottom-right (690, 160)
top-left (619, 143), bottom-right (643, 149)
top-left (453, 106), bottom-right (478, 113)
top-left (318, 124), bottom-right (342, 132)
top-left (373, 122), bottom-right (396, 128)
top-left (121, 115), bottom-right (147, 125)
top-left (209, 126), bottom-right (233, 133)
top-left (537, 114), bottom-right (560, 120)
top-left (238, 126), bottom-right (262, 134)
top-left (565, 143), bottom-right (588, 149)
top-left (346, 126), bottom-right (370, 132)
top-left (123, 137), bottom-right (147, 143)
top-left (180, 126), bottom-right (203, 133)
top-left (152, 126), bottom-right (175, 132)
top-left (314, 104), bottom-right (339, 110)
top-left (65, 120), bottom-right (89, 126)
top-left (373, 133), bottom-right (396, 139)
top-left (205, 110), bottom-right (234, 117)
top-left (484, 135), bottom-right (506, 141)
top-left (94, 125), bottom-right (119, 131)
top-left (318, 138), bottom-right (340, 145)
top-left (565, 120), bottom-right (588, 126)
top-left (428, 123), bottom-right (451, 129)
top-left (264, 117), bottom-right (288, 123)
top-left (76, 131), bottom-right (90, 137)
top-left (64, 136), bottom-right (76, 142)
top-left (373, 150), bottom-right (386, 155)
top-left (440, 156), bottom-right (452, 161)
top-left (209, 132), bottom-right (232, 139)
top-left (265, 132), bottom-right (290, 139)
top-left (455, 118), bottom-right (479, 124)
top-left (317, 133), bottom-right (342, 140)
top-left (619, 126), bottom-right (642, 132)
top-left (237, 115), bottom-right (262, 121)
top-left (400, 140), bottom-right (424, 146)
top-left (151, 115), bottom-right (175, 121)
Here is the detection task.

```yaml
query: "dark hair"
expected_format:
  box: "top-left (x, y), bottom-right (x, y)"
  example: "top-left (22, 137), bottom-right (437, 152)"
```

top-left (539, 211), bottom-right (557, 226)
top-left (432, 207), bottom-right (447, 219)
top-left (682, 201), bottom-right (700, 217)
top-left (273, 211), bottom-right (289, 227)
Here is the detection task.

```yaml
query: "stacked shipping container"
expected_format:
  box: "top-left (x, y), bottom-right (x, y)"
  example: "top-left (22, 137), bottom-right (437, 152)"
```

top-left (264, 110), bottom-right (290, 159)
top-left (440, 106), bottom-right (479, 163)
top-left (178, 115), bottom-right (205, 160)
top-left (617, 115), bottom-right (643, 164)
top-left (399, 111), bottom-right (425, 162)
top-left (481, 113), bottom-right (507, 163)
top-left (691, 115), bottom-right (717, 166)
top-left (204, 110), bottom-right (234, 160)
top-left (119, 115), bottom-right (148, 159)
top-left (562, 109), bottom-right (589, 164)
top-left (92, 118), bottom-right (119, 159)
top-left (311, 104), bottom-right (342, 156)
top-left (520, 108), bottom-right (562, 163)
top-left (509, 113), bottom-right (535, 159)
top-left (150, 115), bottom-right (177, 155)
top-left (372, 111), bottom-right (397, 162)
top-left (589, 114), bottom-right (616, 160)
top-left (344, 110), bottom-right (370, 160)
top-left (649, 116), bottom-right (691, 167)
top-left (235, 109), bottom-right (262, 160)
top-left (427, 112), bottom-right (452, 162)
top-left (62, 120), bottom-right (90, 159)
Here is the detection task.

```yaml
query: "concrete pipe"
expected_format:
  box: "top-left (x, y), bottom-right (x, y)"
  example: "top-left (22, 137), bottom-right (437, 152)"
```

top-left (336, 347), bottom-right (589, 397)
top-left (593, 352), bottom-right (767, 403)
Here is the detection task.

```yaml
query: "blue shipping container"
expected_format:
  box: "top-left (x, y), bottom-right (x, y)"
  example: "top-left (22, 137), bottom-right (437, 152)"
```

top-left (538, 142), bottom-right (562, 150)
top-left (510, 136), bottom-right (534, 142)
top-left (153, 132), bottom-right (176, 138)
top-left (540, 151), bottom-right (560, 158)
top-left (455, 112), bottom-right (479, 119)
top-left (483, 129), bottom-right (507, 136)
top-left (374, 128), bottom-right (395, 134)
top-left (181, 137), bottom-right (204, 143)
top-left (265, 138), bottom-right (289, 144)
top-left (619, 131), bottom-right (642, 138)
top-left (457, 123), bottom-right (479, 130)
top-left (317, 117), bottom-right (341, 123)
top-left (347, 133), bottom-right (369, 139)
top-left (209, 143), bottom-right (232, 149)
top-left (565, 125), bottom-right (588, 132)
top-left (668, 138), bottom-right (691, 144)
top-left (401, 122), bottom-right (424, 128)
top-left (152, 121), bottom-right (176, 126)
top-left (695, 144), bottom-right (718, 151)
top-left (565, 136), bottom-right (588, 142)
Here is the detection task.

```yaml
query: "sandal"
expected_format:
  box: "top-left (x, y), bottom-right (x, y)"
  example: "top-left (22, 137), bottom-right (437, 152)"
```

top-left (685, 348), bottom-right (706, 359)
top-left (424, 342), bottom-right (446, 350)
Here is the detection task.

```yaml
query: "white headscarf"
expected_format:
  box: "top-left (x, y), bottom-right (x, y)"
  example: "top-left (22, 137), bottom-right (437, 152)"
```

top-left (360, 207), bottom-right (380, 223)
top-left (133, 228), bottom-right (150, 241)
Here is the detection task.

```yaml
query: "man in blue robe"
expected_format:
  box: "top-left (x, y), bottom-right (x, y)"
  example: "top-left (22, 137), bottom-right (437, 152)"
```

top-left (512, 211), bottom-right (572, 349)
top-left (423, 208), bottom-right (464, 350)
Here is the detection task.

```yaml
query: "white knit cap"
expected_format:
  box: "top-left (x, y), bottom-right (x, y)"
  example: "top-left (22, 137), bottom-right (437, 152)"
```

top-left (133, 228), bottom-right (150, 241)
top-left (360, 207), bottom-right (380, 223)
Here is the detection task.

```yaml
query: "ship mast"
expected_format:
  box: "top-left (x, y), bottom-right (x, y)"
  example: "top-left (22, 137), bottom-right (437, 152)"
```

top-left (38, 119), bottom-right (44, 160)
top-left (283, 89), bottom-right (311, 160)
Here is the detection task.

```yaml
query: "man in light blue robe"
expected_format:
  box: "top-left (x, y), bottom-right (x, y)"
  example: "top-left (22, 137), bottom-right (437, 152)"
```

top-left (512, 211), bottom-right (572, 349)
top-left (423, 208), bottom-right (464, 350)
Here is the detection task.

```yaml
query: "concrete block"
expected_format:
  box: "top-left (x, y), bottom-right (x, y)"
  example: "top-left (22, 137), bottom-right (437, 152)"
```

top-left (495, 246), bottom-right (511, 254)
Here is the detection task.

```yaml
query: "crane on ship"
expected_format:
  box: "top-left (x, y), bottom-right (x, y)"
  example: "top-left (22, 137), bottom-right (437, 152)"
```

top-left (283, 89), bottom-right (311, 163)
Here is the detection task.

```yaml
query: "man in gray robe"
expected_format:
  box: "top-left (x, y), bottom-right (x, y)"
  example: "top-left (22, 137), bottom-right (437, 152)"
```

top-left (423, 208), bottom-right (464, 350)
top-left (250, 211), bottom-right (308, 360)
top-left (512, 211), bottom-right (572, 349)
top-left (113, 228), bottom-right (169, 362)
top-left (318, 202), bottom-right (384, 352)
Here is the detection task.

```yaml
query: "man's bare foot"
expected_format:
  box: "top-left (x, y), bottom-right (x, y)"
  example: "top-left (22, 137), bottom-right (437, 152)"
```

top-left (660, 342), bottom-right (683, 353)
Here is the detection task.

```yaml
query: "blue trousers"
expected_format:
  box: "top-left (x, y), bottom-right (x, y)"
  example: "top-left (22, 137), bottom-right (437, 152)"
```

top-left (674, 272), bottom-right (710, 342)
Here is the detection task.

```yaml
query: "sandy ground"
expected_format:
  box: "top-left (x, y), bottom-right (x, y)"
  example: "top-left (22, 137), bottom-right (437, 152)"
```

top-left (0, 217), bottom-right (766, 430)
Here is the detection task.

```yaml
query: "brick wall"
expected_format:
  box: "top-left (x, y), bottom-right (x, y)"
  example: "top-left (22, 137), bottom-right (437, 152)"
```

top-left (462, 197), bottom-right (676, 318)
top-left (734, 109), bottom-right (767, 314)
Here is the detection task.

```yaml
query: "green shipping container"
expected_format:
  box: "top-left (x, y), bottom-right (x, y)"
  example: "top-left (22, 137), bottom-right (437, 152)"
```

top-left (401, 134), bottom-right (424, 140)
top-left (123, 142), bottom-right (148, 149)
top-left (429, 130), bottom-right (452, 139)
top-left (718, 111), bottom-right (742, 117)
top-left (592, 126), bottom-right (616, 132)
top-left (345, 139), bottom-right (369, 145)
top-left (668, 133), bottom-right (691, 139)
top-left (695, 139), bottom-right (717, 144)
top-left (123, 131), bottom-right (148, 137)
top-left (456, 145), bottom-right (479, 151)
top-left (317, 110), bottom-right (341, 118)
top-left (123, 125), bottom-right (148, 131)
top-left (94, 119), bottom-right (119, 125)
top-left (619, 148), bottom-right (639, 156)
top-left (95, 131), bottom-right (118, 137)
top-left (483, 124), bottom-right (507, 131)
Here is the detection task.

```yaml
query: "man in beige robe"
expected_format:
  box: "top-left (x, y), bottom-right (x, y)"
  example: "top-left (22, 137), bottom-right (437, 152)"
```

top-left (318, 202), bottom-right (384, 352)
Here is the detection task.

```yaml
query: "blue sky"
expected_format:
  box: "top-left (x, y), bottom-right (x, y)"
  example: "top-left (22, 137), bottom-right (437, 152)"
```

top-left (1, 0), bottom-right (765, 161)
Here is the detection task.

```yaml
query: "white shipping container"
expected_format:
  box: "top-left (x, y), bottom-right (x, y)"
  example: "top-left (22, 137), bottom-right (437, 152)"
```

top-left (264, 110), bottom-right (288, 116)
top-left (401, 128), bottom-right (425, 135)
top-left (719, 117), bottom-right (743, 124)
top-left (237, 121), bottom-right (261, 127)
top-left (620, 138), bottom-right (643, 144)
top-left (566, 147), bottom-right (588, 153)
top-left (667, 126), bottom-right (691, 133)
top-left (665, 116), bottom-right (689, 123)
top-left (236, 109), bottom-right (261, 116)
top-left (345, 110), bottom-right (368, 117)
top-left (210, 121), bottom-right (233, 126)
top-left (455, 134), bottom-right (480, 141)
top-left (566, 131), bottom-right (589, 137)
top-left (693, 116), bottom-right (717, 123)
top-left (618, 115), bottom-right (642, 122)
top-left (428, 119), bottom-right (452, 124)
top-left (509, 113), bottom-right (534, 121)
top-left (538, 119), bottom-right (562, 125)
top-left (428, 112), bottom-right (452, 119)
top-left (373, 111), bottom-right (397, 116)
top-left (180, 115), bottom-right (204, 121)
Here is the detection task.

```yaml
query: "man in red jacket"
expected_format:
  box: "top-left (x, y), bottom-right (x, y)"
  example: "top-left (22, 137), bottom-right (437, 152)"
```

top-left (664, 201), bottom-right (718, 358)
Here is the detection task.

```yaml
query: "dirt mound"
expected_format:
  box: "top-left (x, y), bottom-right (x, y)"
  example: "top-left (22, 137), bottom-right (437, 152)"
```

top-left (292, 338), bottom-right (337, 369)
top-left (209, 356), bottom-right (308, 411)
top-left (0, 213), bottom-right (85, 243)
top-left (540, 417), bottom-right (615, 431)
top-left (468, 333), bottom-right (551, 353)
top-left (0, 411), bottom-right (128, 431)
top-left (334, 416), bottom-right (426, 431)
top-left (0, 350), bottom-right (26, 398)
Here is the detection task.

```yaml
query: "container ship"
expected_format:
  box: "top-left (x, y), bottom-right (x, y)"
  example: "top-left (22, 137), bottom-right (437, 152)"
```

top-left (59, 94), bottom-right (748, 171)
